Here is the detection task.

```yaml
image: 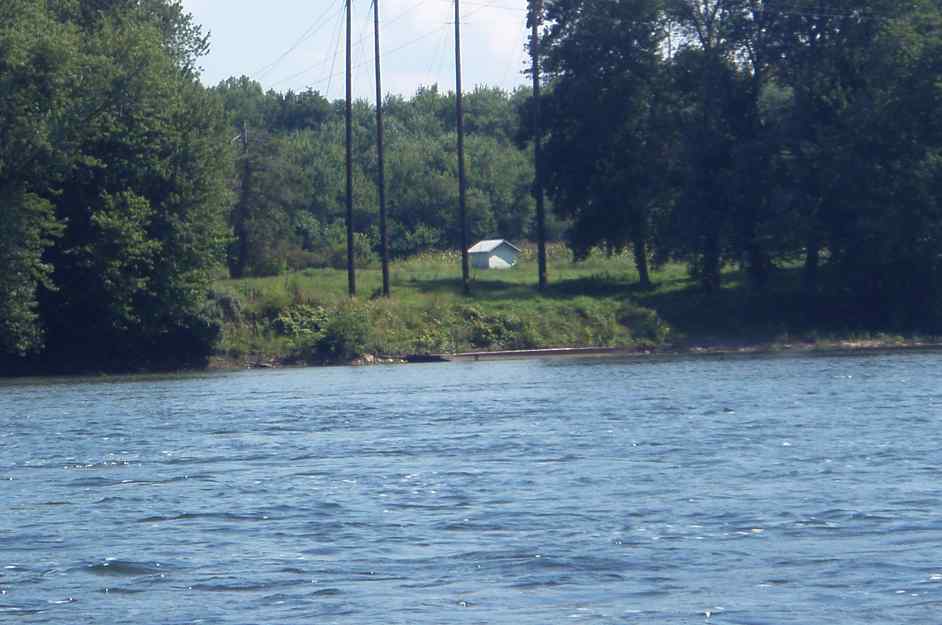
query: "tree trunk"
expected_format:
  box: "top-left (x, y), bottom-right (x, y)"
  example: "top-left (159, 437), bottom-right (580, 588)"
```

top-left (632, 233), bottom-right (651, 290)
top-left (702, 231), bottom-right (721, 293)
top-left (232, 158), bottom-right (251, 279)
top-left (747, 244), bottom-right (770, 292)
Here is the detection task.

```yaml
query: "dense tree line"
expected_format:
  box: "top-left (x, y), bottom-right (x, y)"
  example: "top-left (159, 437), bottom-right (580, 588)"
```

top-left (531, 0), bottom-right (942, 328)
top-left (4, 0), bottom-right (942, 373)
top-left (1, 0), bottom-right (231, 372)
top-left (213, 80), bottom-right (557, 277)
top-left (0, 0), bottom-right (553, 372)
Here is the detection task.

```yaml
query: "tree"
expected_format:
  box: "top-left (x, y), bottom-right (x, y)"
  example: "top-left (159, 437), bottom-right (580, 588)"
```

top-left (536, 0), bottom-right (668, 287)
top-left (0, 0), bottom-right (75, 359)
top-left (0, 1), bottom-right (233, 371)
top-left (0, 193), bottom-right (62, 356)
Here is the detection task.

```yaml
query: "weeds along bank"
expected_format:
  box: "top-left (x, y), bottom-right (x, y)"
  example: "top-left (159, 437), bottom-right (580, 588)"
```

top-left (210, 251), bottom-right (672, 366)
top-left (208, 247), bottom-right (942, 369)
top-left (212, 294), bottom-right (670, 365)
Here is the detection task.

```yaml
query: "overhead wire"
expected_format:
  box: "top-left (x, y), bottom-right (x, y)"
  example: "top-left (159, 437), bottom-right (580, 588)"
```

top-left (440, 0), bottom-right (524, 12)
top-left (264, 0), bottom-right (905, 93)
top-left (324, 0), bottom-right (348, 98)
top-left (354, 0), bottom-right (377, 99)
top-left (251, 0), bottom-right (344, 80)
top-left (501, 8), bottom-right (529, 89)
top-left (427, 26), bottom-right (451, 88)
top-left (297, 22), bottom-right (453, 92)
top-left (269, 0), bottom-right (436, 88)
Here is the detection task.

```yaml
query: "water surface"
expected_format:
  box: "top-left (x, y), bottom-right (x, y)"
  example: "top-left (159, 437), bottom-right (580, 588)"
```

top-left (2, 351), bottom-right (942, 624)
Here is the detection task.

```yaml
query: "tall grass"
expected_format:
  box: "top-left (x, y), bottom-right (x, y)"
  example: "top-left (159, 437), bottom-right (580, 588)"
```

top-left (214, 245), bottom-right (872, 364)
top-left (213, 245), bottom-right (683, 362)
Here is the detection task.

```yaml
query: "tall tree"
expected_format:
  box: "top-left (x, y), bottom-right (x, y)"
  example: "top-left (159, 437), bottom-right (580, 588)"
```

top-left (0, 0), bottom-right (74, 358)
top-left (0, 1), bottom-right (234, 371)
top-left (537, 0), bottom-right (667, 288)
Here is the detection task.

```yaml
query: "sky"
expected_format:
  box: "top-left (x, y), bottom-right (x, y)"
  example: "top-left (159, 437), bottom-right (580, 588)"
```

top-left (180, 0), bottom-right (531, 101)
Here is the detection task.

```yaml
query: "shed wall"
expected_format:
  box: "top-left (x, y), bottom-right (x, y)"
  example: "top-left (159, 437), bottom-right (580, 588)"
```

top-left (469, 242), bottom-right (519, 270)
top-left (471, 253), bottom-right (490, 269)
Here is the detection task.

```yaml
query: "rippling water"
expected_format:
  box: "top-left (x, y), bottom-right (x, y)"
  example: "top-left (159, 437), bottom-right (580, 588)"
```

top-left (2, 351), bottom-right (942, 624)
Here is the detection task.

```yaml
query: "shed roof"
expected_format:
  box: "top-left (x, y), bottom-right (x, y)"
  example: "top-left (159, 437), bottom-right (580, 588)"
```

top-left (467, 239), bottom-right (521, 254)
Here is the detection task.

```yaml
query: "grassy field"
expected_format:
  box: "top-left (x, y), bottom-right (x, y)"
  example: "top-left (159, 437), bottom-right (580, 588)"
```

top-left (210, 244), bottom-right (924, 366)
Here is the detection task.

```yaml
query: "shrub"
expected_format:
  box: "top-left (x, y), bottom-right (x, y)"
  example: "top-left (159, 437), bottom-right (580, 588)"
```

top-left (326, 232), bottom-right (377, 270)
top-left (273, 304), bottom-right (330, 361)
top-left (207, 288), bottom-right (242, 324)
top-left (617, 302), bottom-right (670, 342)
top-left (459, 305), bottom-right (539, 350)
top-left (319, 305), bottom-right (370, 361)
top-left (285, 248), bottom-right (323, 271)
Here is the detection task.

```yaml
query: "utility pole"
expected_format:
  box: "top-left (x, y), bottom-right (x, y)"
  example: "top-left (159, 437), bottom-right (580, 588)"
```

top-left (373, 0), bottom-right (390, 296)
top-left (234, 120), bottom-right (250, 279)
top-left (530, 0), bottom-right (547, 291)
top-left (345, 0), bottom-right (356, 296)
top-left (454, 0), bottom-right (470, 295)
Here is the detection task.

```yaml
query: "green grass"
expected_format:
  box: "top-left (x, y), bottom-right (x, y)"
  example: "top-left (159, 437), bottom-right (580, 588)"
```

top-left (210, 244), bottom-right (935, 365)
top-left (213, 245), bottom-right (673, 363)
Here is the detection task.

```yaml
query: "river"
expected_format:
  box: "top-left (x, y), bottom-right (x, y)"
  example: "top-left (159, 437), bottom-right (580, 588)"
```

top-left (2, 351), bottom-right (941, 624)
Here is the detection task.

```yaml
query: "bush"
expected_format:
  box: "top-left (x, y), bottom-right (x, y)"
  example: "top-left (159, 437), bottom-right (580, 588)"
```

top-left (319, 305), bottom-right (370, 361)
top-left (389, 222), bottom-right (443, 258)
top-left (273, 304), bottom-right (330, 361)
top-left (207, 288), bottom-right (243, 324)
top-left (285, 248), bottom-right (323, 271)
top-left (617, 302), bottom-right (670, 342)
top-left (460, 305), bottom-right (539, 350)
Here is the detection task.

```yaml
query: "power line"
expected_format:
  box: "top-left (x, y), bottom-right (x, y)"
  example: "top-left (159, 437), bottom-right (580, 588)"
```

top-left (354, 0), bottom-right (377, 95)
top-left (324, 2), bottom-right (347, 98)
top-left (251, 0), bottom-right (343, 80)
top-left (427, 27), bottom-right (450, 87)
top-left (501, 11), bottom-right (528, 88)
top-left (268, 0), bottom-right (532, 94)
top-left (281, 22), bottom-right (452, 92)
top-left (269, 0), bottom-right (436, 88)
top-left (439, 0), bottom-right (525, 11)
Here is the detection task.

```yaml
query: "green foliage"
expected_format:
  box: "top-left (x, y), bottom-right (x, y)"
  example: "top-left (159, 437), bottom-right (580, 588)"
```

top-left (319, 304), bottom-right (370, 362)
top-left (617, 302), bottom-right (671, 343)
top-left (216, 248), bottom-right (666, 364)
top-left (270, 302), bottom-right (370, 363)
top-left (273, 304), bottom-right (330, 361)
top-left (273, 304), bottom-right (329, 339)
top-left (0, 0), bottom-right (231, 371)
top-left (459, 305), bottom-right (541, 350)
top-left (214, 79), bottom-right (543, 276)
top-left (0, 192), bottom-right (63, 356)
top-left (534, 0), bottom-right (942, 329)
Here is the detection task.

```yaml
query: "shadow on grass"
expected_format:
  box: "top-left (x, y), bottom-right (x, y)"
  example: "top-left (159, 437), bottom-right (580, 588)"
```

top-left (408, 273), bottom-right (657, 302)
top-left (402, 264), bottom-right (907, 342)
top-left (633, 265), bottom-right (892, 342)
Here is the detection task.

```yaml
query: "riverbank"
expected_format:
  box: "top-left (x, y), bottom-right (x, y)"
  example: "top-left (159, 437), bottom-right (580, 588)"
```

top-left (209, 247), bottom-right (940, 370)
top-left (210, 337), bottom-right (942, 370)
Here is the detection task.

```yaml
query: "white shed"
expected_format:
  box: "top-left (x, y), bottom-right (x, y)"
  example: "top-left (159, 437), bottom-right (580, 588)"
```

top-left (468, 239), bottom-right (521, 269)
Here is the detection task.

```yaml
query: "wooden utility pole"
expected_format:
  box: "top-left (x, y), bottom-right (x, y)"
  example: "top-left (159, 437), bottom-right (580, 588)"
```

top-left (454, 0), bottom-right (470, 294)
top-left (373, 0), bottom-right (390, 296)
top-left (234, 120), bottom-right (250, 279)
top-left (530, 0), bottom-right (547, 291)
top-left (345, 0), bottom-right (356, 296)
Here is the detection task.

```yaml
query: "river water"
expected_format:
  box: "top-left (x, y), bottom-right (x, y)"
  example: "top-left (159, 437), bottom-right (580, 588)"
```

top-left (2, 351), bottom-right (942, 624)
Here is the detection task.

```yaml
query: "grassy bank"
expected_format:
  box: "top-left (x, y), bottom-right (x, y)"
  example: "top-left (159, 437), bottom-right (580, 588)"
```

top-left (210, 245), bottom-right (936, 367)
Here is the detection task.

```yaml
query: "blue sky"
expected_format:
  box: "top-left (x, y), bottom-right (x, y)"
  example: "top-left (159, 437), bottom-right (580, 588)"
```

top-left (180, 0), bottom-right (531, 100)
